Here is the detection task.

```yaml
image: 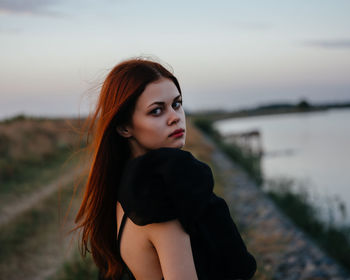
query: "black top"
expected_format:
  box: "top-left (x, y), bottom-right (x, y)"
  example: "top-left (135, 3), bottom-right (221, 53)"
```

top-left (117, 147), bottom-right (257, 280)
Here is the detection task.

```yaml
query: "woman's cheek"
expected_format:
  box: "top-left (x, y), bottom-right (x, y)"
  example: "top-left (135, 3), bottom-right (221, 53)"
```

top-left (148, 117), bottom-right (163, 130)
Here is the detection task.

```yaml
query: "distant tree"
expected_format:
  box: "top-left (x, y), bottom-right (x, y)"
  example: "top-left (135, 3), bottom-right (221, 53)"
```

top-left (297, 99), bottom-right (311, 109)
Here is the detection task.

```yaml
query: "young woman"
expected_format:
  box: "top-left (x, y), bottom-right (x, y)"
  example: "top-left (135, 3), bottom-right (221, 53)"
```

top-left (74, 57), bottom-right (257, 280)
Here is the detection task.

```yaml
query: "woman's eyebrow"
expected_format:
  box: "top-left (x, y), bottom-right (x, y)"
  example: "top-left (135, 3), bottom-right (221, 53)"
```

top-left (147, 94), bottom-right (181, 108)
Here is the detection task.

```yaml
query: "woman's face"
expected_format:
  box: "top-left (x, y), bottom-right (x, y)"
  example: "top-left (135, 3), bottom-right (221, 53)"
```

top-left (120, 78), bottom-right (186, 158)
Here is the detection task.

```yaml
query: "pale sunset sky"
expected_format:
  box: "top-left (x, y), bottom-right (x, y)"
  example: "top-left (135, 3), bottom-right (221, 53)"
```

top-left (0, 0), bottom-right (349, 118)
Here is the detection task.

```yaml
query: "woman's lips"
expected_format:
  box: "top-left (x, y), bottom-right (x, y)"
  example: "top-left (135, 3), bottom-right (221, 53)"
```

top-left (169, 129), bottom-right (185, 137)
top-left (170, 131), bottom-right (184, 138)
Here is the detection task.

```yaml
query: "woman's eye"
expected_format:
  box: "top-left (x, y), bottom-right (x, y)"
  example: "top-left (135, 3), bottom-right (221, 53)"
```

top-left (173, 100), bottom-right (182, 109)
top-left (151, 108), bottom-right (162, 115)
top-left (150, 100), bottom-right (182, 115)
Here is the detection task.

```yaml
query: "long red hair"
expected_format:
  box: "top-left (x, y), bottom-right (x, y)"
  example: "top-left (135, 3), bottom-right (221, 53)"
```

top-left (73, 57), bottom-right (182, 279)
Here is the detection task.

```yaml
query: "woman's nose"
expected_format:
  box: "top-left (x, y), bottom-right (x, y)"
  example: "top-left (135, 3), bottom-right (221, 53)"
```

top-left (167, 108), bottom-right (180, 125)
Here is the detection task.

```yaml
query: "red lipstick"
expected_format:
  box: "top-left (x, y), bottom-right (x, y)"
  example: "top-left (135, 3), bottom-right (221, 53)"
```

top-left (169, 128), bottom-right (185, 137)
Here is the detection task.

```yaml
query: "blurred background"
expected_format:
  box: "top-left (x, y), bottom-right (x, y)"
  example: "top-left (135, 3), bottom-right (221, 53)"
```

top-left (1, 0), bottom-right (349, 279)
top-left (1, 0), bottom-right (349, 117)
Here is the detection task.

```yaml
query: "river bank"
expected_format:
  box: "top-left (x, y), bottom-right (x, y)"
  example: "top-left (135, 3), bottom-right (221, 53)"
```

top-left (190, 120), bottom-right (350, 279)
top-left (188, 100), bottom-right (350, 122)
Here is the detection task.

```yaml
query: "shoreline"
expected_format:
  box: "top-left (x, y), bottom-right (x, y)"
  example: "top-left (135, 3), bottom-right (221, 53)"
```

top-left (196, 126), bottom-right (350, 279)
top-left (188, 101), bottom-right (350, 122)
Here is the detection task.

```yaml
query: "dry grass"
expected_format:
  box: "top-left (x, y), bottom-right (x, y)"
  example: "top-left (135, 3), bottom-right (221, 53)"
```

top-left (0, 118), bottom-right (82, 161)
top-left (0, 117), bottom-right (85, 279)
top-left (0, 181), bottom-right (80, 280)
top-left (184, 117), bottom-right (215, 163)
top-left (1, 116), bottom-right (266, 279)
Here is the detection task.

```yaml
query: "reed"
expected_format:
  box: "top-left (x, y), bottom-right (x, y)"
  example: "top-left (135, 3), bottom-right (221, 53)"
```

top-left (265, 176), bottom-right (350, 271)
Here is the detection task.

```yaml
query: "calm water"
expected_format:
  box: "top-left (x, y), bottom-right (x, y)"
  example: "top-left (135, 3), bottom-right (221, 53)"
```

top-left (214, 109), bottom-right (350, 227)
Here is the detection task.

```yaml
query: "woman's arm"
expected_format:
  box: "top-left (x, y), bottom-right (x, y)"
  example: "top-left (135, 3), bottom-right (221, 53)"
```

top-left (145, 219), bottom-right (198, 280)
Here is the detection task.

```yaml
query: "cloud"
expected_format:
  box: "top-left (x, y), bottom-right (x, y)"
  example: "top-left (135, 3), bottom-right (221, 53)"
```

top-left (0, 0), bottom-right (62, 16)
top-left (303, 39), bottom-right (350, 49)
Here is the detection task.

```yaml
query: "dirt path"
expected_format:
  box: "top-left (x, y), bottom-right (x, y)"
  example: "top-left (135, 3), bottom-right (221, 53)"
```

top-left (0, 166), bottom-right (84, 227)
top-left (0, 165), bottom-right (84, 280)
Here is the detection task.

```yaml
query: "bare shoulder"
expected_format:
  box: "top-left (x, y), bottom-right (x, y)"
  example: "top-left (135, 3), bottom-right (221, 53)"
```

top-left (143, 219), bottom-right (184, 237)
top-left (143, 219), bottom-right (198, 280)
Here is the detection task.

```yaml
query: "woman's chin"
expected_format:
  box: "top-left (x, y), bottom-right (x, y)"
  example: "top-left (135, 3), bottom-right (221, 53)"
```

top-left (159, 142), bottom-right (185, 149)
top-left (175, 141), bottom-right (185, 149)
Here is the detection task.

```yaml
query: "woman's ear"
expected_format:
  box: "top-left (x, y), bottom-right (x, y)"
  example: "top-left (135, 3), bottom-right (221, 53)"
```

top-left (116, 125), bottom-right (133, 138)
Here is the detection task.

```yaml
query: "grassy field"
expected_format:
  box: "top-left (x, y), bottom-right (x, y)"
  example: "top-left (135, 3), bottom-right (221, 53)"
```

top-left (0, 116), bottom-right (268, 279)
top-left (0, 116), bottom-right (87, 279)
